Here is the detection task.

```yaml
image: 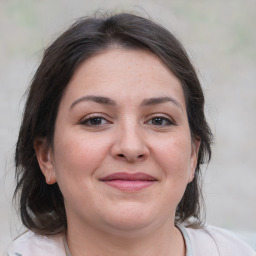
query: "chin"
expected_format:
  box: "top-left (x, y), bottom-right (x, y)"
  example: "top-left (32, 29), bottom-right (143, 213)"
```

top-left (101, 203), bottom-right (159, 233)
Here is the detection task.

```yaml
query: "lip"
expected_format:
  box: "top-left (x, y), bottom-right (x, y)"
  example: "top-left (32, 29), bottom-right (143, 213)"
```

top-left (100, 172), bottom-right (157, 192)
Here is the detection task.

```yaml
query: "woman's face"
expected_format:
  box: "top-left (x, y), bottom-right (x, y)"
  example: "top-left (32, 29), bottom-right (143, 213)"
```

top-left (37, 48), bottom-right (199, 235)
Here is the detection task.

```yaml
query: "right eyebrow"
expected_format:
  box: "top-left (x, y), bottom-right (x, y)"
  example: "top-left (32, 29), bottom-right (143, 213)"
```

top-left (69, 95), bottom-right (117, 110)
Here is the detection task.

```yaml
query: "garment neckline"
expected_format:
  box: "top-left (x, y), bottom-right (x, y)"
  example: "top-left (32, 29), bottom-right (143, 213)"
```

top-left (63, 234), bottom-right (72, 256)
top-left (176, 224), bottom-right (193, 256)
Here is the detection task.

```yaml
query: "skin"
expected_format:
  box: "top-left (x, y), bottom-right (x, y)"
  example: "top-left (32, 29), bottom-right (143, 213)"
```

top-left (35, 48), bottom-right (200, 256)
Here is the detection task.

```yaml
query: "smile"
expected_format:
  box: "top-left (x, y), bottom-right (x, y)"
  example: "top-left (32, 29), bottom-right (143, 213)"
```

top-left (100, 172), bottom-right (157, 191)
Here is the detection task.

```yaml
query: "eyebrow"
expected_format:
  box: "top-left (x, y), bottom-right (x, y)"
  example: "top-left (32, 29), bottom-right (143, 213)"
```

top-left (70, 95), bottom-right (182, 111)
top-left (140, 96), bottom-right (183, 110)
top-left (70, 95), bottom-right (116, 109)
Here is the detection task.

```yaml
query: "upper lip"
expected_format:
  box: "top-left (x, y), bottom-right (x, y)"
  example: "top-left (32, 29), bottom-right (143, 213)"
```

top-left (100, 172), bottom-right (157, 181)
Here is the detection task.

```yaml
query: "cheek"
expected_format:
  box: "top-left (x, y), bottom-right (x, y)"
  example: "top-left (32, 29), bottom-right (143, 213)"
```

top-left (52, 131), bottom-right (111, 213)
top-left (53, 131), bottom-right (109, 182)
top-left (153, 133), bottom-right (192, 180)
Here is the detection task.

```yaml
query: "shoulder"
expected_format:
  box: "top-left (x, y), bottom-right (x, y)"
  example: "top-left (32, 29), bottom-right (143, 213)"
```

top-left (185, 225), bottom-right (255, 256)
top-left (7, 230), bottom-right (66, 256)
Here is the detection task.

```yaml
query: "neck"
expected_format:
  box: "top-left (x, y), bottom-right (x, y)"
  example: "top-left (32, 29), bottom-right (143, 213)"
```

top-left (66, 218), bottom-right (185, 256)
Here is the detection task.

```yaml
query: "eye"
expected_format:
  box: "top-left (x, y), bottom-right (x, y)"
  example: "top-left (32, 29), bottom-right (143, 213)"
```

top-left (80, 116), bottom-right (110, 126)
top-left (146, 116), bottom-right (174, 126)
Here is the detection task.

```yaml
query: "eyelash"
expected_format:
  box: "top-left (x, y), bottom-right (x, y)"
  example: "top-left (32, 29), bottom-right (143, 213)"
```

top-left (80, 114), bottom-right (175, 128)
top-left (145, 116), bottom-right (175, 126)
top-left (80, 115), bottom-right (111, 126)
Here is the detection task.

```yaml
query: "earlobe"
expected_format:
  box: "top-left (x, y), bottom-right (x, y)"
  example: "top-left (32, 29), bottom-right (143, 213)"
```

top-left (34, 138), bottom-right (57, 185)
top-left (188, 138), bottom-right (201, 183)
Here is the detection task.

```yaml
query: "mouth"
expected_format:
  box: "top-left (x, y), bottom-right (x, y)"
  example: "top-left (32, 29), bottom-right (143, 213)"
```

top-left (99, 172), bottom-right (157, 191)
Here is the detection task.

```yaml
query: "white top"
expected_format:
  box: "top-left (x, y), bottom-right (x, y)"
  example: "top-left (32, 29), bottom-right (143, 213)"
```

top-left (7, 225), bottom-right (256, 256)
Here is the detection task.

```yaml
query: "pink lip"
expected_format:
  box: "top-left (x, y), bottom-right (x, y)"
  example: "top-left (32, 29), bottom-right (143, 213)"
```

top-left (100, 172), bottom-right (157, 192)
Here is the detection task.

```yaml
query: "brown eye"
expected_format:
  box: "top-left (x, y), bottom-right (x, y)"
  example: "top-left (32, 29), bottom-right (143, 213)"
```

top-left (81, 117), bottom-right (108, 126)
top-left (147, 117), bottom-right (173, 126)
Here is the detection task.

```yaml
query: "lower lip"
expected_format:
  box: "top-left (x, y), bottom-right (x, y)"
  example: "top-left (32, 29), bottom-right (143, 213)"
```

top-left (102, 180), bottom-right (155, 191)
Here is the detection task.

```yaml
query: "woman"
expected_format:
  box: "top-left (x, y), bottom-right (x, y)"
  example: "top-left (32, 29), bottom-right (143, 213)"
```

top-left (8, 13), bottom-right (255, 256)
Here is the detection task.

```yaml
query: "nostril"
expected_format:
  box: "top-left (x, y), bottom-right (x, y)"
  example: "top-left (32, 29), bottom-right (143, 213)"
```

top-left (138, 155), bottom-right (144, 158)
top-left (118, 154), bottom-right (125, 158)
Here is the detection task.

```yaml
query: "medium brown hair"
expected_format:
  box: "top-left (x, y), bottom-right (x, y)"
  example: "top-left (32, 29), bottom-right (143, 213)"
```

top-left (15, 12), bottom-right (213, 235)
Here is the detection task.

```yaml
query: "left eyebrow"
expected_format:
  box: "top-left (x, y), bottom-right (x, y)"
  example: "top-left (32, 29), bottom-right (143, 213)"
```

top-left (140, 97), bottom-right (183, 111)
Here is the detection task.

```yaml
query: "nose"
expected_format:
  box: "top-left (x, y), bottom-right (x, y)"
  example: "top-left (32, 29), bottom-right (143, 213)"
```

top-left (111, 123), bottom-right (150, 163)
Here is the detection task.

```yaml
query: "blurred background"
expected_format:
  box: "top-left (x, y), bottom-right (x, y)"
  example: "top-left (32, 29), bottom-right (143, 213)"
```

top-left (0, 0), bottom-right (255, 252)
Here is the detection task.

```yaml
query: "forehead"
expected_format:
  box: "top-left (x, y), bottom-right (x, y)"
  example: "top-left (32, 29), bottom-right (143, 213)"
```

top-left (60, 48), bottom-right (186, 108)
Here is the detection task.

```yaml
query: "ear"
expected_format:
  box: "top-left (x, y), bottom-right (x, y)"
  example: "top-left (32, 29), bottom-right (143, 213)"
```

top-left (188, 138), bottom-right (201, 183)
top-left (34, 138), bottom-right (57, 185)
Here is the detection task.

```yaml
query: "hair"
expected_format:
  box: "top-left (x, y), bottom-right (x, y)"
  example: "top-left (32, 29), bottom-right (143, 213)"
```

top-left (14, 12), bottom-right (213, 235)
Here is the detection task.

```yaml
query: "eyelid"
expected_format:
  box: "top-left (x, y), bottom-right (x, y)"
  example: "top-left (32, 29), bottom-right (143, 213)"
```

top-left (144, 113), bottom-right (176, 126)
top-left (79, 113), bottom-right (112, 125)
top-left (80, 112), bottom-right (110, 120)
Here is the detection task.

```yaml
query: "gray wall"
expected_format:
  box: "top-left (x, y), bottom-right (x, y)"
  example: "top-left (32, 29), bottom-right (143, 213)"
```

top-left (1, 0), bottom-right (255, 252)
